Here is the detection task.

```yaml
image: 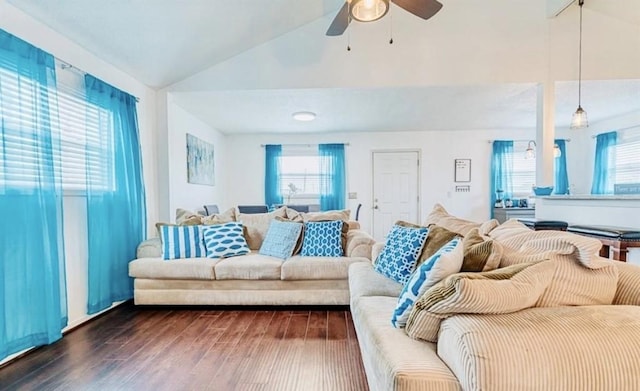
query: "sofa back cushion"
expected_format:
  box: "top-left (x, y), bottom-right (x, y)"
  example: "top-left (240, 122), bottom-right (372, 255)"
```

top-left (405, 260), bottom-right (556, 342)
top-left (498, 230), bottom-right (619, 306)
top-left (461, 228), bottom-right (502, 272)
top-left (418, 225), bottom-right (459, 265)
top-left (238, 207), bottom-right (288, 250)
top-left (424, 203), bottom-right (480, 236)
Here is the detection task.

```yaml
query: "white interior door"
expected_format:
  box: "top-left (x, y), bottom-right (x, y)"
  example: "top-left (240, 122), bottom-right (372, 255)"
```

top-left (372, 151), bottom-right (420, 242)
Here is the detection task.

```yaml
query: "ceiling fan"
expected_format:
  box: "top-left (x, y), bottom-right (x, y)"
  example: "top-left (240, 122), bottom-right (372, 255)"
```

top-left (326, 0), bottom-right (443, 36)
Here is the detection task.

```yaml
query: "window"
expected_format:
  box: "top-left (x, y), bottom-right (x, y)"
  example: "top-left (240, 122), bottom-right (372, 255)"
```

top-left (615, 136), bottom-right (640, 185)
top-left (510, 141), bottom-right (537, 196)
top-left (56, 71), bottom-right (114, 192)
top-left (0, 60), bottom-right (114, 192)
top-left (279, 146), bottom-right (324, 203)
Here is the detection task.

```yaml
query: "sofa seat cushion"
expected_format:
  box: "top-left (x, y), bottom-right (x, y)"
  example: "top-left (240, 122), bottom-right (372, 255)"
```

top-left (351, 296), bottom-right (461, 391)
top-left (129, 257), bottom-right (220, 280)
top-left (214, 253), bottom-right (283, 280)
top-left (438, 305), bottom-right (640, 391)
top-left (281, 255), bottom-right (368, 280)
top-left (348, 262), bottom-right (403, 303)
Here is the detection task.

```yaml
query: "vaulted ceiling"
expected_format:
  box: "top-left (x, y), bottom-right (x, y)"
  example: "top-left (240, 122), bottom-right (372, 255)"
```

top-left (7, 0), bottom-right (344, 87)
top-left (6, 0), bottom-right (640, 133)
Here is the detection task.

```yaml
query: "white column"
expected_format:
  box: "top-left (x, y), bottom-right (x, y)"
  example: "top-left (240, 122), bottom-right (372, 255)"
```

top-left (536, 82), bottom-right (555, 187)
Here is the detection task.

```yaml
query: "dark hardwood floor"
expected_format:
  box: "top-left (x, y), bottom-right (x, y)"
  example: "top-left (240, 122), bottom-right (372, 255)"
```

top-left (0, 302), bottom-right (369, 391)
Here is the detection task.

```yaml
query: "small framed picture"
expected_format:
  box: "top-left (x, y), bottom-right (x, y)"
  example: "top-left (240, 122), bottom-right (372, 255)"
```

top-left (454, 159), bottom-right (471, 182)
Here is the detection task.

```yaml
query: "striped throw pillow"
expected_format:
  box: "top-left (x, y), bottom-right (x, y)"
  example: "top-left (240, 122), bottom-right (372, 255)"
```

top-left (160, 225), bottom-right (206, 260)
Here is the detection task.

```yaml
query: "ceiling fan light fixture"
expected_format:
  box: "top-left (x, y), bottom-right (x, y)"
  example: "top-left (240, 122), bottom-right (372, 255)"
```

top-left (350, 0), bottom-right (389, 22)
top-left (292, 111), bottom-right (316, 121)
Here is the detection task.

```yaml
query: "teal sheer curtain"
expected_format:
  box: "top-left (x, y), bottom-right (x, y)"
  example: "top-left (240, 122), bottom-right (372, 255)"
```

top-left (264, 144), bottom-right (283, 207)
top-left (554, 139), bottom-right (569, 194)
top-left (591, 131), bottom-right (617, 195)
top-left (490, 141), bottom-right (513, 218)
top-left (0, 30), bottom-right (67, 360)
top-left (84, 75), bottom-right (146, 314)
top-left (319, 143), bottom-right (346, 211)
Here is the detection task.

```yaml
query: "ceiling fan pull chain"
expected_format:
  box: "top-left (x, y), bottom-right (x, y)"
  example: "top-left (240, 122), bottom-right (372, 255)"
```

top-left (347, 2), bottom-right (352, 51)
top-left (389, 4), bottom-right (394, 44)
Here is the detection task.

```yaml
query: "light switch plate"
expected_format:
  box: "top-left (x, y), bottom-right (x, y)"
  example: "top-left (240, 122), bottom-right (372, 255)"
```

top-left (348, 192), bottom-right (358, 199)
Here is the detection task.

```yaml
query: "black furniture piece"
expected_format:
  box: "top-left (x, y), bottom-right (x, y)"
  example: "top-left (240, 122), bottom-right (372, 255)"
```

top-left (567, 225), bottom-right (640, 262)
top-left (517, 218), bottom-right (568, 231)
top-left (203, 204), bottom-right (219, 216)
top-left (286, 205), bottom-right (310, 213)
top-left (237, 205), bottom-right (268, 214)
top-left (355, 203), bottom-right (362, 221)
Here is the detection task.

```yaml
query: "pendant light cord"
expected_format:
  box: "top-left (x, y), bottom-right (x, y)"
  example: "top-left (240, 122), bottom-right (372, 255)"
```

top-left (578, 0), bottom-right (584, 107)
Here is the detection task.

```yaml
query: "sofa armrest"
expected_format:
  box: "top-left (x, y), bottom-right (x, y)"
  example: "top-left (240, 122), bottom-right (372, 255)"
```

top-left (345, 229), bottom-right (376, 260)
top-left (371, 242), bottom-right (385, 263)
top-left (613, 262), bottom-right (640, 305)
top-left (136, 237), bottom-right (162, 259)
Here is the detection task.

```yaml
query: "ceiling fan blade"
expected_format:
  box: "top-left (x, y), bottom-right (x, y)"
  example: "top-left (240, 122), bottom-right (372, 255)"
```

top-left (392, 0), bottom-right (443, 20)
top-left (326, 2), bottom-right (351, 36)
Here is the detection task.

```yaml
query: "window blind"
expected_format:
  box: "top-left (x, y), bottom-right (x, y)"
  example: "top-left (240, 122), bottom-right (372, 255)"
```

top-left (509, 141), bottom-right (536, 196)
top-left (0, 58), bottom-right (113, 192)
top-left (616, 137), bottom-right (640, 184)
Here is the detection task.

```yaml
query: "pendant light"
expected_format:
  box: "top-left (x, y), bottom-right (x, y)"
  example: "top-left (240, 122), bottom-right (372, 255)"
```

top-left (525, 141), bottom-right (536, 159)
top-left (570, 0), bottom-right (588, 129)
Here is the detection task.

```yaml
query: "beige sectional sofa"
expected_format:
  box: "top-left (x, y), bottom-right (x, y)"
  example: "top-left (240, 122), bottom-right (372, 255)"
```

top-left (129, 207), bottom-right (376, 305)
top-left (348, 211), bottom-right (640, 391)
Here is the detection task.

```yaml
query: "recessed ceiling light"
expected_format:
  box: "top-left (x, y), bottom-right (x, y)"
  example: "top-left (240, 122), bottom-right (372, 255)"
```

top-left (292, 111), bottom-right (316, 121)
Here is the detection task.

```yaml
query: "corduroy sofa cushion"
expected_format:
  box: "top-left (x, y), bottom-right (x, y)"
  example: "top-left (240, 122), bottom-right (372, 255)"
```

top-left (438, 305), bottom-right (640, 391)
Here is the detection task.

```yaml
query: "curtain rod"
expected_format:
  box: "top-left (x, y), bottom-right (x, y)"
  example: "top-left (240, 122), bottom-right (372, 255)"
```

top-left (592, 124), bottom-right (640, 138)
top-left (487, 138), bottom-right (571, 143)
top-left (59, 62), bottom-right (140, 103)
top-left (260, 143), bottom-right (351, 147)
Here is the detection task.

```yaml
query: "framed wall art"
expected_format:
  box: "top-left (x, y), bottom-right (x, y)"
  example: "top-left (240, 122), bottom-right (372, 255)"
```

top-left (454, 159), bottom-right (471, 182)
top-left (186, 133), bottom-right (215, 186)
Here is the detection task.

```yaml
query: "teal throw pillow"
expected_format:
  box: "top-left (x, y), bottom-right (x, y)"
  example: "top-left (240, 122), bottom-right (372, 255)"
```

top-left (259, 220), bottom-right (303, 259)
top-left (202, 222), bottom-right (250, 259)
top-left (374, 224), bottom-right (429, 284)
top-left (391, 238), bottom-right (462, 328)
top-left (301, 220), bottom-right (344, 257)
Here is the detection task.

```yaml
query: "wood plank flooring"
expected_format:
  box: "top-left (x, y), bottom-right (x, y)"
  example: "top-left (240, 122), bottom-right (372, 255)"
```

top-left (0, 302), bottom-right (369, 391)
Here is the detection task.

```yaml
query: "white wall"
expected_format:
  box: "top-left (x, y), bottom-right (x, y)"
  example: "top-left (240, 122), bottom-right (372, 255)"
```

top-left (225, 128), bottom-right (573, 232)
top-left (166, 97), bottom-right (228, 219)
top-left (0, 0), bottom-right (158, 362)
